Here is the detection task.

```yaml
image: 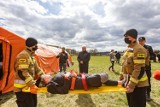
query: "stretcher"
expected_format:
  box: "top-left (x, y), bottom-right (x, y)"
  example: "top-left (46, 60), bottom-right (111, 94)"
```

top-left (22, 85), bottom-right (127, 94)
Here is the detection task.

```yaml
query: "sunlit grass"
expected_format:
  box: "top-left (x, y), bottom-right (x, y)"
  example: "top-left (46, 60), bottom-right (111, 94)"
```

top-left (1, 56), bottom-right (160, 107)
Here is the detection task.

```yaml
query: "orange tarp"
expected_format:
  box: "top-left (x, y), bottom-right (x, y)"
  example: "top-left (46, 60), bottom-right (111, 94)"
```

top-left (35, 44), bottom-right (72, 74)
top-left (0, 27), bottom-right (25, 94)
top-left (35, 44), bottom-right (60, 74)
top-left (0, 27), bottom-right (72, 94)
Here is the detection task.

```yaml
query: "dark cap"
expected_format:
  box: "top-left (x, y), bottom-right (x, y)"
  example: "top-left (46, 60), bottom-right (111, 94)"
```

top-left (26, 37), bottom-right (38, 47)
top-left (124, 29), bottom-right (138, 39)
top-left (138, 37), bottom-right (146, 41)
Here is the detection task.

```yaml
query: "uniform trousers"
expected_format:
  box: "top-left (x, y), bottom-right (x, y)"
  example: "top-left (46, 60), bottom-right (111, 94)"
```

top-left (59, 63), bottom-right (66, 72)
top-left (15, 92), bottom-right (37, 107)
top-left (109, 61), bottom-right (115, 71)
top-left (126, 86), bottom-right (147, 107)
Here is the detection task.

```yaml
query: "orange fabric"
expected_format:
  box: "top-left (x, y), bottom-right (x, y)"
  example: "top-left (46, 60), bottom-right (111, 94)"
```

top-left (30, 85), bottom-right (38, 94)
top-left (35, 44), bottom-right (72, 74)
top-left (0, 27), bottom-right (72, 94)
top-left (0, 27), bottom-right (25, 94)
top-left (35, 44), bottom-right (59, 74)
top-left (70, 72), bottom-right (77, 90)
top-left (82, 74), bottom-right (88, 91)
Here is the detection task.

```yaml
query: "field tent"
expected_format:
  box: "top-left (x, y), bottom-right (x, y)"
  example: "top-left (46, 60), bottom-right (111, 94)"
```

top-left (0, 27), bottom-right (72, 94)
top-left (0, 27), bottom-right (25, 94)
top-left (35, 44), bottom-right (72, 74)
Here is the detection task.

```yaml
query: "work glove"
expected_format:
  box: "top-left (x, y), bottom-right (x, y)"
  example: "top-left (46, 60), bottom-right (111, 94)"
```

top-left (30, 85), bottom-right (38, 94)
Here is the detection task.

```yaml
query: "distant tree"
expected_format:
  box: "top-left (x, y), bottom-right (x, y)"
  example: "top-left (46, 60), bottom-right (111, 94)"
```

top-left (89, 48), bottom-right (98, 56)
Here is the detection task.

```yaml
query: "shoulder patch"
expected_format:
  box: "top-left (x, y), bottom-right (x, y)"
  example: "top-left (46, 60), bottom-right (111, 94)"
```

top-left (19, 59), bottom-right (27, 63)
top-left (137, 54), bottom-right (145, 59)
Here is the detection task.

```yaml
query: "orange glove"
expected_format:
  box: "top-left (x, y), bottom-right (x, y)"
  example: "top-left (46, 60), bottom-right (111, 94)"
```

top-left (30, 85), bottom-right (38, 94)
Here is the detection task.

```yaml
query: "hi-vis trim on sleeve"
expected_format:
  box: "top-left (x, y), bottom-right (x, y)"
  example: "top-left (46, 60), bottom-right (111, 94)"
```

top-left (139, 76), bottom-right (148, 81)
top-left (137, 54), bottom-right (145, 58)
top-left (19, 59), bottom-right (27, 63)
top-left (18, 64), bottom-right (29, 69)
top-left (37, 70), bottom-right (43, 75)
top-left (130, 77), bottom-right (138, 84)
top-left (25, 76), bottom-right (33, 83)
top-left (133, 60), bottom-right (145, 64)
top-left (126, 52), bottom-right (134, 56)
top-left (14, 84), bottom-right (26, 88)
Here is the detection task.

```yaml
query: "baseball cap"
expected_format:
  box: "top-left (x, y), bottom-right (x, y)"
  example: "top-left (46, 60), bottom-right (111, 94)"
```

top-left (138, 37), bottom-right (146, 41)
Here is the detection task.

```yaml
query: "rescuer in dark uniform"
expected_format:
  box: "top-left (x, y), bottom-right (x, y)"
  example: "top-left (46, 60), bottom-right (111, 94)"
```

top-left (56, 47), bottom-right (68, 73)
top-left (138, 37), bottom-right (154, 101)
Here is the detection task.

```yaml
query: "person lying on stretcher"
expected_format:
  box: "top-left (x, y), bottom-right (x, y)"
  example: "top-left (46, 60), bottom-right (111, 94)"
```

top-left (43, 71), bottom-right (128, 94)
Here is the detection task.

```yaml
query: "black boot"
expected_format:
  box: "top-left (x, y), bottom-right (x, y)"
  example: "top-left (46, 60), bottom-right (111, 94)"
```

top-left (146, 93), bottom-right (151, 101)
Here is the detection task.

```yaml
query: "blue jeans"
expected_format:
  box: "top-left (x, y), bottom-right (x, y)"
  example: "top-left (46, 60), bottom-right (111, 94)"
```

top-left (59, 63), bottom-right (66, 72)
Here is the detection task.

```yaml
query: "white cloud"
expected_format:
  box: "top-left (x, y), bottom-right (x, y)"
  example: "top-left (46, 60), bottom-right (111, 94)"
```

top-left (0, 0), bottom-right (160, 52)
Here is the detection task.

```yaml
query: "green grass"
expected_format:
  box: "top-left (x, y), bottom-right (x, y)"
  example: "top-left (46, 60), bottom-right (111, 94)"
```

top-left (1, 56), bottom-right (160, 107)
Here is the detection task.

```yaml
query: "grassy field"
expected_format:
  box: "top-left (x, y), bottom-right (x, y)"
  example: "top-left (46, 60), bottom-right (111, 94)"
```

top-left (0, 56), bottom-right (160, 107)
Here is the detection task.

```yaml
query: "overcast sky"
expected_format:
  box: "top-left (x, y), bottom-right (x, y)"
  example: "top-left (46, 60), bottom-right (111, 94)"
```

top-left (0, 0), bottom-right (160, 52)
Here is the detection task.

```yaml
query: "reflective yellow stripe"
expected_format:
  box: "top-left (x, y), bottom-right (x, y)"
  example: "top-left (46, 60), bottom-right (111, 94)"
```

top-left (130, 77), bottom-right (138, 84)
top-left (37, 70), bottom-right (43, 75)
top-left (14, 84), bottom-right (26, 88)
top-left (130, 76), bottom-right (148, 84)
top-left (19, 59), bottom-right (27, 63)
top-left (125, 52), bottom-right (134, 56)
top-left (128, 53), bottom-right (134, 56)
top-left (139, 76), bottom-right (148, 81)
top-left (25, 76), bottom-right (33, 83)
top-left (133, 60), bottom-right (145, 64)
top-left (18, 64), bottom-right (29, 69)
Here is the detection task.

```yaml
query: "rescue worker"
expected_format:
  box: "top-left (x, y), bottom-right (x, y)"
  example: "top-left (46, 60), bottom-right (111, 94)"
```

top-left (14, 37), bottom-right (46, 107)
top-left (47, 71), bottom-right (123, 94)
top-left (120, 29), bottom-right (149, 107)
top-left (108, 49), bottom-right (115, 71)
top-left (115, 51), bottom-right (121, 64)
top-left (56, 47), bottom-right (68, 73)
top-left (138, 37), bottom-right (154, 101)
top-left (77, 45), bottom-right (90, 73)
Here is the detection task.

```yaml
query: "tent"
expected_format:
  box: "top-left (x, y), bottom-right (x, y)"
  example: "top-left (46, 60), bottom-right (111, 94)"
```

top-left (0, 27), bottom-right (25, 94)
top-left (0, 27), bottom-right (72, 94)
top-left (35, 44), bottom-right (72, 74)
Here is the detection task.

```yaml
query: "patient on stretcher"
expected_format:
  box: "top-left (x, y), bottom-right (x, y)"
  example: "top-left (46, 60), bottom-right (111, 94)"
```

top-left (45, 72), bottom-right (126, 94)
